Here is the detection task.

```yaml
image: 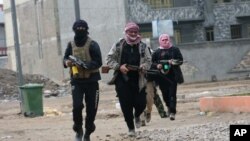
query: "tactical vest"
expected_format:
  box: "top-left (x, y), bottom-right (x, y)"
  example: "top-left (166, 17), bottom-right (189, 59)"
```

top-left (71, 37), bottom-right (99, 78)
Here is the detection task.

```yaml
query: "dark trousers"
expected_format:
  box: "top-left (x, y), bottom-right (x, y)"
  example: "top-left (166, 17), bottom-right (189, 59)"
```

top-left (158, 80), bottom-right (177, 114)
top-left (71, 81), bottom-right (99, 133)
top-left (115, 76), bottom-right (146, 130)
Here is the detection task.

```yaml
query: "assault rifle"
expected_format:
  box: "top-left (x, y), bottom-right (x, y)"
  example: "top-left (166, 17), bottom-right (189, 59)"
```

top-left (102, 64), bottom-right (169, 75)
top-left (102, 64), bottom-right (142, 74)
top-left (159, 59), bottom-right (183, 65)
top-left (102, 64), bottom-right (172, 83)
top-left (68, 55), bottom-right (88, 69)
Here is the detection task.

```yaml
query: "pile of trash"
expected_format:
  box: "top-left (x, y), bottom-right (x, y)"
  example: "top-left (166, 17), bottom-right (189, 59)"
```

top-left (0, 68), bottom-right (70, 101)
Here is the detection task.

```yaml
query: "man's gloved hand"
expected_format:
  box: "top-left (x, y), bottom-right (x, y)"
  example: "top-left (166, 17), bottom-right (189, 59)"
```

top-left (65, 60), bottom-right (73, 67)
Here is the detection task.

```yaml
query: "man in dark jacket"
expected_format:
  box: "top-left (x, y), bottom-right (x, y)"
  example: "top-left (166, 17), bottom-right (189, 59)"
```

top-left (151, 33), bottom-right (184, 121)
top-left (63, 19), bottom-right (102, 141)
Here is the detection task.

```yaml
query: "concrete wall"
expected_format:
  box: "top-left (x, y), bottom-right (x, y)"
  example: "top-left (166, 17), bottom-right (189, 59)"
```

top-left (178, 39), bottom-right (250, 83)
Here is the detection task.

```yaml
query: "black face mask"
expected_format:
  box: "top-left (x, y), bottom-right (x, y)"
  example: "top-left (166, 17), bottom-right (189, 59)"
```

top-left (74, 30), bottom-right (88, 46)
top-left (75, 30), bottom-right (88, 38)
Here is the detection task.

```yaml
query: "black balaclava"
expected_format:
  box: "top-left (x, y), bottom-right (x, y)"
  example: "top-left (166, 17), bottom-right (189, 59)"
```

top-left (72, 19), bottom-right (89, 46)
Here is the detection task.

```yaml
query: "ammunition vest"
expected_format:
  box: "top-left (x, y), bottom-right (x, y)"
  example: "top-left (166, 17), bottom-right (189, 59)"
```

top-left (71, 37), bottom-right (99, 78)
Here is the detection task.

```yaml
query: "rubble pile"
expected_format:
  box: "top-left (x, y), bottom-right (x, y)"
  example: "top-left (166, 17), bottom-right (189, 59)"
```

top-left (0, 68), bottom-right (69, 100)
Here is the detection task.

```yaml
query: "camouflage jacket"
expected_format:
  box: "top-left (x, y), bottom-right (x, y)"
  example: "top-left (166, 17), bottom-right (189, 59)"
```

top-left (106, 38), bottom-right (152, 91)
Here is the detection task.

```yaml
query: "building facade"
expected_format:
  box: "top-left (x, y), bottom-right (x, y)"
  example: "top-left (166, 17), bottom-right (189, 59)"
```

top-left (127, 0), bottom-right (250, 45)
top-left (126, 0), bottom-right (250, 82)
top-left (3, 0), bottom-right (250, 83)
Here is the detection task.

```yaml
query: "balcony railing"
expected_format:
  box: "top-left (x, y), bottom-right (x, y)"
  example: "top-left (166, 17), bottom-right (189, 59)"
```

top-left (142, 0), bottom-right (193, 9)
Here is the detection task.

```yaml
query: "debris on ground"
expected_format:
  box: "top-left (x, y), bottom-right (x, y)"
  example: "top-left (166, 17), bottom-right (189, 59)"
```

top-left (0, 68), bottom-right (70, 100)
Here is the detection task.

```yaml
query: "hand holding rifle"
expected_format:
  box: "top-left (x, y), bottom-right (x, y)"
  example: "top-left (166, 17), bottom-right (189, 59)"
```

top-left (67, 55), bottom-right (88, 77)
top-left (120, 64), bottom-right (129, 74)
top-left (68, 55), bottom-right (88, 69)
top-left (157, 59), bottom-right (183, 74)
top-left (65, 60), bottom-right (73, 67)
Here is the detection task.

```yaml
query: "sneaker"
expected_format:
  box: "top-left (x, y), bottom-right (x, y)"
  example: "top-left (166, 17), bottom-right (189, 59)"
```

top-left (146, 113), bottom-right (151, 123)
top-left (135, 117), bottom-right (141, 128)
top-left (83, 135), bottom-right (90, 141)
top-left (170, 113), bottom-right (175, 120)
top-left (74, 129), bottom-right (83, 141)
top-left (128, 129), bottom-right (136, 137)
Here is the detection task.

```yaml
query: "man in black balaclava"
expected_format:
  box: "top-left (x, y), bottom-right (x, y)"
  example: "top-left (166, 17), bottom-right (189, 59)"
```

top-left (63, 19), bottom-right (102, 141)
top-left (73, 20), bottom-right (89, 46)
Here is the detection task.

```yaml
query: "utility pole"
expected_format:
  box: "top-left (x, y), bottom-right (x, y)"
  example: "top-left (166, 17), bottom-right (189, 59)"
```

top-left (74, 0), bottom-right (80, 20)
top-left (10, 0), bottom-right (24, 113)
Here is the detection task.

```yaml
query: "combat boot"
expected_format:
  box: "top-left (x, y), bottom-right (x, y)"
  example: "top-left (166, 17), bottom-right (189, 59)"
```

top-left (84, 123), bottom-right (96, 141)
top-left (74, 129), bottom-right (83, 141)
top-left (85, 123), bottom-right (96, 136)
top-left (135, 117), bottom-right (141, 128)
top-left (73, 124), bottom-right (83, 141)
top-left (83, 135), bottom-right (90, 141)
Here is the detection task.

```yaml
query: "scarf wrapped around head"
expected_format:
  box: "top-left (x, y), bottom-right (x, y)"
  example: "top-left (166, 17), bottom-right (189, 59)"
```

top-left (159, 34), bottom-right (172, 49)
top-left (72, 19), bottom-right (89, 46)
top-left (124, 22), bottom-right (141, 45)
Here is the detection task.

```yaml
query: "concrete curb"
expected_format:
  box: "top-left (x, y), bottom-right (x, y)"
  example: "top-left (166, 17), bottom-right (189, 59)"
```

top-left (199, 96), bottom-right (250, 113)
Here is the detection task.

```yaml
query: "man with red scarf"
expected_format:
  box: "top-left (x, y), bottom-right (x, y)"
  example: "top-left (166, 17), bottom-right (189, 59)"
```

top-left (151, 33), bottom-right (184, 120)
top-left (106, 22), bottom-right (151, 136)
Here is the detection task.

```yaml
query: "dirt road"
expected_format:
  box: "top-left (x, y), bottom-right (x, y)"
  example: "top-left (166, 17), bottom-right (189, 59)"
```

top-left (0, 79), bottom-right (250, 141)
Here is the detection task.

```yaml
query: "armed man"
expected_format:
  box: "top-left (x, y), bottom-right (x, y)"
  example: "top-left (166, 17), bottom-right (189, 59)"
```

top-left (63, 19), bottom-right (102, 141)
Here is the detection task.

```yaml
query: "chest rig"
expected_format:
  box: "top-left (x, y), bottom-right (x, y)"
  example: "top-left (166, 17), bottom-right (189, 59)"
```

top-left (71, 37), bottom-right (99, 78)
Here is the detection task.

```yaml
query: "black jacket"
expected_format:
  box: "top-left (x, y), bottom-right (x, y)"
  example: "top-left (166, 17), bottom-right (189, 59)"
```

top-left (151, 46), bottom-right (184, 84)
